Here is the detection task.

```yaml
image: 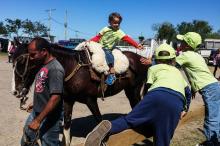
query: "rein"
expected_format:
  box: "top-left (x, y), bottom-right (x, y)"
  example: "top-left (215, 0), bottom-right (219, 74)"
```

top-left (23, 126), bottom-right (40, 146)
top-left (64, 63), bottom-right (91, 82)
top-left (14, 54), bottom-right (32, 110)
top-left (64, 50), bottom-right (91, 82)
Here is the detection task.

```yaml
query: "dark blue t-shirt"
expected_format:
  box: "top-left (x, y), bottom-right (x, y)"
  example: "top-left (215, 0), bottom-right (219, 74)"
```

top-left (33, 59), bottom-right (64, 117)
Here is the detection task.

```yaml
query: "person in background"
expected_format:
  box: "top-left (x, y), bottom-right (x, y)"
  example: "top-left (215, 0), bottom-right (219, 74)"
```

top-left (175, 32), bottom-right (220, 146)
top-left (90, 12), bottom-right (145, 85)
top-left (84, 43), bottom-right (191, 146)
top-left (7, 41), bottom-right (16, 63)
top-left (213, 48), bottom-right (220, 80)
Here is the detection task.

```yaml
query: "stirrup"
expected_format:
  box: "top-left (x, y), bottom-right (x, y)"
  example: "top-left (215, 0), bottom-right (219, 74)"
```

top-left (105, 74), bottom-right (116, 85)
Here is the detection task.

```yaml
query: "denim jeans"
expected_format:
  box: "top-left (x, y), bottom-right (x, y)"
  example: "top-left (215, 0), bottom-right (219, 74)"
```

top-left (21, 111), bottom-right (63, 146)
top-left (200, 82), bottom-right (220, 142)
top-left (103, 49), bottom-right (114, 65)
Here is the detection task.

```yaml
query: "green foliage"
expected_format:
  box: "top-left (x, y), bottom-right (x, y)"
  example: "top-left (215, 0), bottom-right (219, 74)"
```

top-left (22, 19), bottom-right (48, 37)
top-left (5, 18), bottom-right (22, 37)
top-left (0, 22), bottom-right (7, 35)
top-left (206, 32), bottom-right (220, 39)
top-left (177, 20), bottom-right (212, 41)
top-left (153, 20), bottom-right (218, 42)
top-left (153, 22), bottom-right (177, 43)
top-left (2, 18), bottom-right (48, 38)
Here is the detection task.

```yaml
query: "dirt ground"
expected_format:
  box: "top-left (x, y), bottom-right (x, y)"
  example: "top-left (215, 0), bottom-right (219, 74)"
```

top-left (0, 53), bottom-right (219, 146)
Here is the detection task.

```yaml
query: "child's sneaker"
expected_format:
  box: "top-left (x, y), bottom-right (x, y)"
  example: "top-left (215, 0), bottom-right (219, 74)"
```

top-left (105, 74), bottom-right (116, 85)
top-left (84, 120), bottom-right (112, 146)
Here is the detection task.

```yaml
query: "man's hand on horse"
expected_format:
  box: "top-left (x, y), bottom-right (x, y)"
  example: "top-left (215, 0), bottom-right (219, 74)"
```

top-left (28, 119), bottom-right (40, 131)
top-left (140, 57), bottom-right (152, 65)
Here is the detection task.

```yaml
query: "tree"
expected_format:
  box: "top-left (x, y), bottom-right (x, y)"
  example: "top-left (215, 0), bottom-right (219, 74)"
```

top-left (192, 20), bottom-right (212, 40)
top-left (33, 21), bottom-right (48, 37)
top-left (176, 22), bottom-right (194, 34)
top-left (21, 19), bottom-right (48, 37)
top-left (5, 18), bottom-right (23, 38)
top-left (22, 19), bottom-right (35, 37)
top-left (153, 22), bottom-right (177, 43)
top-left (206, 32), bottom-right (220, 39)
top-left (0, 22), bottom-right (7, 35)
top-left (177, 20), bottom-right (212, 41)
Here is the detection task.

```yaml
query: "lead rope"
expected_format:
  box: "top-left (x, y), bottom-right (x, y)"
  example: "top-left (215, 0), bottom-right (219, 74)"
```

top-left (23, 126), bottom-right (40, 146)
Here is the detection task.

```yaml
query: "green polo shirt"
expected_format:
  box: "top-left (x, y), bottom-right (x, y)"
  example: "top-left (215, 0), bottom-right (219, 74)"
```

top-left (147, 64), bottom-right (188, 97)
top-left (176, 51), bottom-right (217, 92)
top-left (99, 26), bottom-right (126, 50)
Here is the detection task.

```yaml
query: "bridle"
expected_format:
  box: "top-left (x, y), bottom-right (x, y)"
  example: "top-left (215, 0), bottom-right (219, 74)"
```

top-left (14, 53), bottom-right (30, 80)
top-left (14, 53), bottom-right (34, 110)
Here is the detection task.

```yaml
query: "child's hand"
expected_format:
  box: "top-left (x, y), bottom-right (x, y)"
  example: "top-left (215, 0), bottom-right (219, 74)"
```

top-left (138, 44), bottom-right (144, 50)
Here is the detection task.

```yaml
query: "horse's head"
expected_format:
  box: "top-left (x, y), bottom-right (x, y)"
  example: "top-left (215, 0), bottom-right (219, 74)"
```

top-left (11, 42), bottom-right (39, 98)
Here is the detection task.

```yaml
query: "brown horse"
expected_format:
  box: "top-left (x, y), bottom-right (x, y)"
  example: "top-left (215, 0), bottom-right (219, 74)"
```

top-left (11, 40), bottom-right (149, 145)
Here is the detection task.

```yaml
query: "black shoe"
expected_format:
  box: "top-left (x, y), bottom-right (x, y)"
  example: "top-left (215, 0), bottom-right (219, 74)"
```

top-left (84, 120), bottom-right (112, 146)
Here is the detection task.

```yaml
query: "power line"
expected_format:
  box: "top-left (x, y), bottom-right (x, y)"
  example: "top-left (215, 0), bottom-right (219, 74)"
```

top-left (51, 17), bottom-right (94, 37)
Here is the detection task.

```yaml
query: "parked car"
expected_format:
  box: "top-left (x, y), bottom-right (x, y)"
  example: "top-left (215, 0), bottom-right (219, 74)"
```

top-left (58, 38), bottom-right (86, 50)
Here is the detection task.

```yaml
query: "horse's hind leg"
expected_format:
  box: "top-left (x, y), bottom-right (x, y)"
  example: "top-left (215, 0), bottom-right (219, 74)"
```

top-left (63, 100), bottom-right (74, 146)
top-left (86, 97), bottom-right (102, 123)
top-left (124, 83), bottom-right (143, 108)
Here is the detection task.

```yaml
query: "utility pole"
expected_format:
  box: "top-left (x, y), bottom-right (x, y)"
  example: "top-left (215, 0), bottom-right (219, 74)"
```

top-left (45, 9), bottom-right (56, 38)
top-left (64, 10), bottom-right (68, 40)
top-left (75, 31), bottom-right (79, 38)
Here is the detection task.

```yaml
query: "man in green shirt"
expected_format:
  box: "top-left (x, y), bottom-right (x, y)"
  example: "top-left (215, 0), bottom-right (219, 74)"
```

top-left (176, 32), bottom-right (220, 146)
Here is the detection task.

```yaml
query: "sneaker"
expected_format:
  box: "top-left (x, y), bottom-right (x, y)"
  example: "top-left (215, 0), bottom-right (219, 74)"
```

top-left (84, 120), bottom-right (112, 146)
top-left (105, 74), bottom-right (116, 85)
top-left (196, 140), bottom-right (217, 146)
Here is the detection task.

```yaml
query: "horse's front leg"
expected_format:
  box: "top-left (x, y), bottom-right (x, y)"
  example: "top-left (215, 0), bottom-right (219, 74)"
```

top-left (63, 100), bottom-right (74, 146)
top-left (86, 97), bottom-right (102, 123)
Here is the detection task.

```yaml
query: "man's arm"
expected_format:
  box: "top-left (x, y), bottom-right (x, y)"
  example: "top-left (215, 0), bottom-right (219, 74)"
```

top-left (28, 94), bottom-right (61, 130)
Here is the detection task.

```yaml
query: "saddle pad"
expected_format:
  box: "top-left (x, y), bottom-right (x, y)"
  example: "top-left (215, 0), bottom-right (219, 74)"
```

top-left (75, 41), bottom-right (129, 74)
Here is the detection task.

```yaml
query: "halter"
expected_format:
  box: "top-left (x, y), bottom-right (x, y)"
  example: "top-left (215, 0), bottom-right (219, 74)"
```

top-left (14, 53), bottom-right (30, 79)
top-left (14, 54), bottom-right (32, 110)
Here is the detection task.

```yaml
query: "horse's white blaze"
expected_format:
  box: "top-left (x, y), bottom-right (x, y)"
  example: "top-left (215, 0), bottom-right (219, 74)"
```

top-left (63, 128), bottom-right (71, 146)
top-left (11, 67), bottom-right (16, 94)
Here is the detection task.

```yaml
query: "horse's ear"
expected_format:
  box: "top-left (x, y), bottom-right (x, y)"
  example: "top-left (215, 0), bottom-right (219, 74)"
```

top-left (14, 37), bottom-right (21, 46)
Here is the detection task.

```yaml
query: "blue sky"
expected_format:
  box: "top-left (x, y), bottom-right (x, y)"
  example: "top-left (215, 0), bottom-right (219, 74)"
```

top-left (0, 0), bottom-right (219, 41)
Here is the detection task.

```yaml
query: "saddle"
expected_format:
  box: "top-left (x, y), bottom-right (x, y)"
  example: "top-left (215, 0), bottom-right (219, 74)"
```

top-left (75, 41), bottom-right (130, 80)
top-left (74, 41), bottom-right (131, 97)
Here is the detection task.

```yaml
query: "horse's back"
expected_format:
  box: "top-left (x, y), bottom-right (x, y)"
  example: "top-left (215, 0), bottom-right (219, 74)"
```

top-left (122, 51), bottom-right (149, 75)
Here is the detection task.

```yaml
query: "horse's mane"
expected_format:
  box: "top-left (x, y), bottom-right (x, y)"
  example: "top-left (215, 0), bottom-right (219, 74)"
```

top-left (50, 44), bottom-right (89, 65)
top-left (50, 44), bottom-right (78, 58)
